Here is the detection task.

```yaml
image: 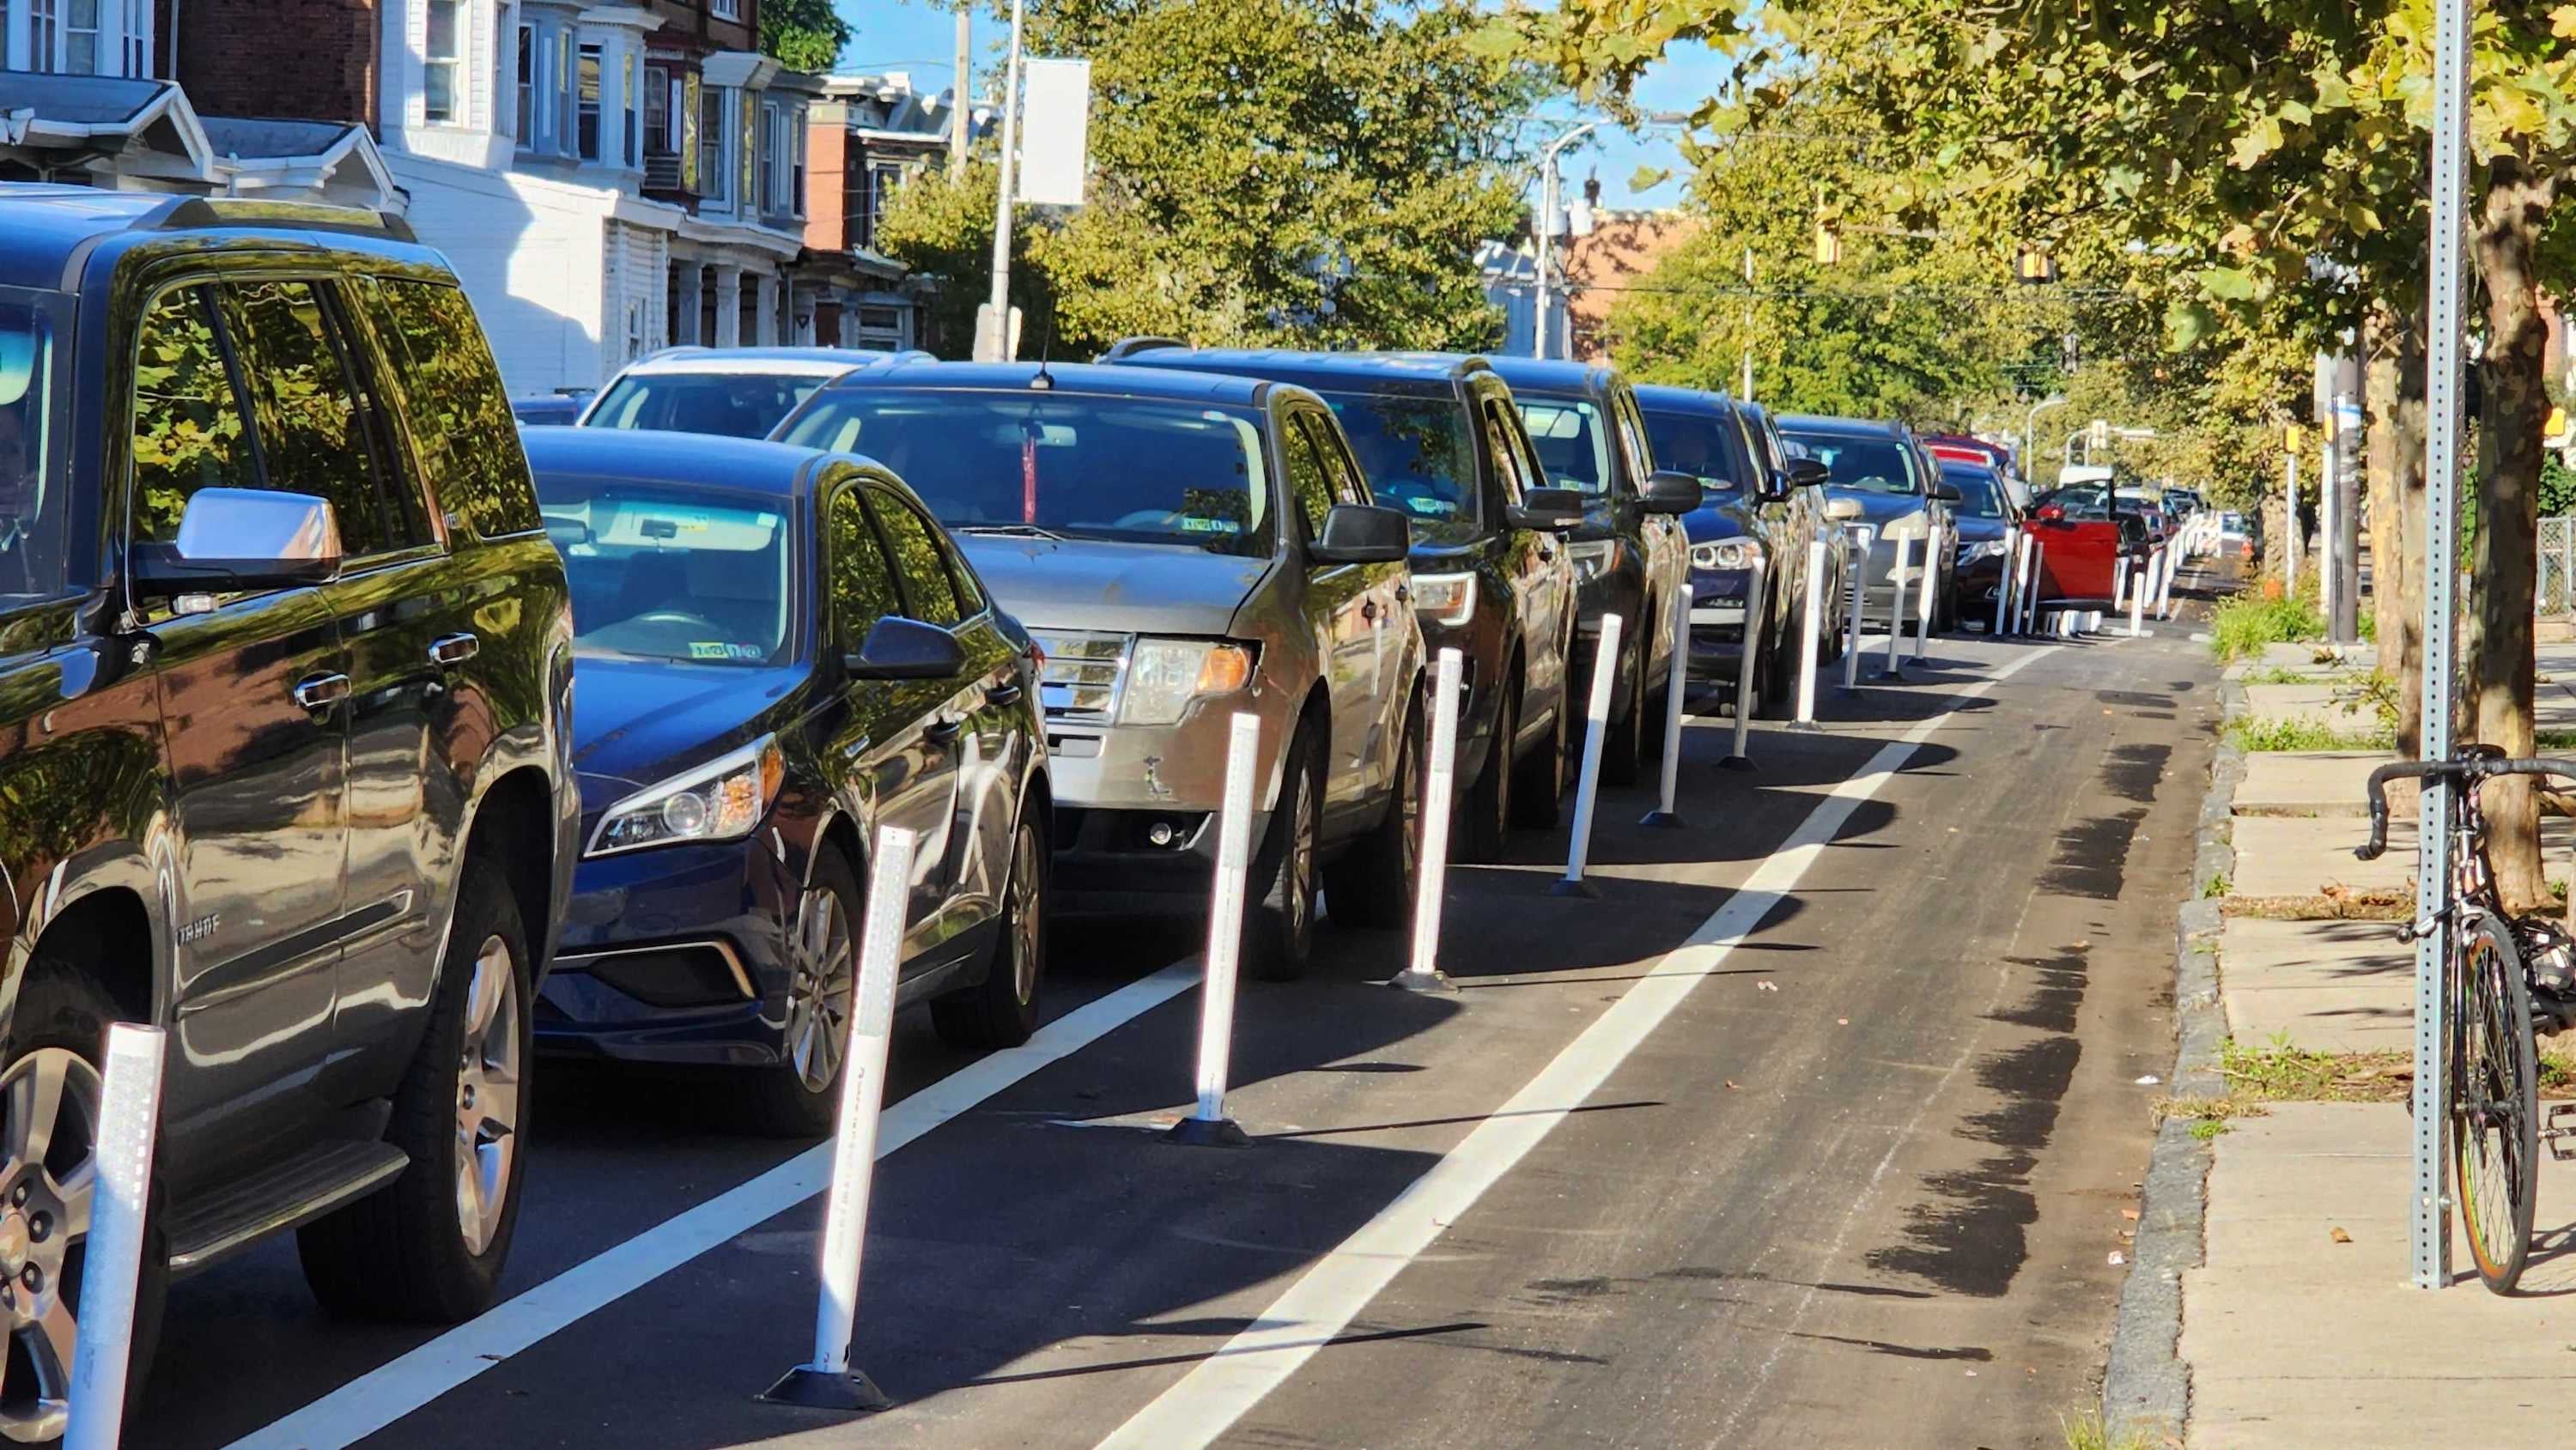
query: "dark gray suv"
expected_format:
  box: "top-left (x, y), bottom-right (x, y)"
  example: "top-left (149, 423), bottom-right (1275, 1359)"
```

top-left (0, 187), bottom-right (577, 1428)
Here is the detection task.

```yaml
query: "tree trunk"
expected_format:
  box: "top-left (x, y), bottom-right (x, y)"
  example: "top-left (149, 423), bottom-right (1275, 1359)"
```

top-left (2469, 157), bottom-right (2557, 913)
top-left (2366, 302), bottom-right (2429, 755)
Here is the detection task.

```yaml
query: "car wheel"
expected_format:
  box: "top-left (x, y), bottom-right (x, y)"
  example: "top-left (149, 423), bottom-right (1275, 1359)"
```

top-left (0, 969), bottom-right (163, 1443)
top-left (1759, 585), bottom-right (1800, 719)
top-left (1243, 726), bottom-right (1322, 981)
top-left (733, 846), bottom-right (863, 1138)
top-left (1322, 703), bottom-right (1422, 931)
top-left (299, 859), bottom-right (531, 1323)
top-left (1601, 634), bottom-right (1647, 787)
top-left (933, 813), bottom-right (1048, 1051)
top-left (1510, 666), bottom-right (1566, 829)
top-left (1460, 675), bottom-right (1514, 862)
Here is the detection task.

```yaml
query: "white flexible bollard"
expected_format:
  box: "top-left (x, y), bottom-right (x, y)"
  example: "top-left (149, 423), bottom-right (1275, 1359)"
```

top-left (1391, 650), bottom-right (1463, 992)
top-left (1648, 585), bottom-right (1698, 820)
top-left (63, 1023), bottom-right (165, 1450)
top-left (2084, 609), bottom-right (2104, 634)
top-left (1719, 572), bottom-right (1761, 770)
top-left (1552, 612), bottom-right (1621, 899)
top-left (1875, 533), bottom-right (1911, 680)
top-left (758, 827), bottom-right (914, 1413)
top-left (1839, 527), bottom-right (1868, 691)
top-left (2112, 556), bottom-right (2130, 613)
top-left (2021, 538), bottom-right (2046, 635)
top-left (1994, 531), bottom-right (2019, 636)
top-left (1911, 521), bottom-right (1939, 662)
top-left (1169, 713), bottom-right (1261, 1144)
top-left (2129, 562), bottom-right (2147, 637)
top-left (2158, 541), bottom-right (2180, 617)
top-left (1792, 537), bottom-right (1826, 731)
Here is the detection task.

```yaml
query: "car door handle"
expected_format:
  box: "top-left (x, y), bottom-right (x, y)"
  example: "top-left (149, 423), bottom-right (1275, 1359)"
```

top-left (428, 632), bottom-right (480, 667)
top-left (987, 682), bottom-right (1025, 707)
top-left (293, 672), bottom-right (350, 713)
top-left (925, 716), bottom-right (964, 743)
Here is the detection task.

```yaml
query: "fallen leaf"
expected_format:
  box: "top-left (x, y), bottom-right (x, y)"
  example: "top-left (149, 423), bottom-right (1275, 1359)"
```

top-left (2108, 1251), bottom-right (2126, 1266)
top-left (1756, 980), bottom-right (1778, 992)
top-left (1724, 1079), bottom-right (1741, 1089)
top-left (2122, 1207), bottom-right (2142, 1221)
top-left (2330, 1227), bottom-right (2352, 1244)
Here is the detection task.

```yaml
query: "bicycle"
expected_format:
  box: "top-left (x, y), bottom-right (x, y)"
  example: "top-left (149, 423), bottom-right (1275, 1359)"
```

top-left (2360, 745), bottom-right (2576, 1291)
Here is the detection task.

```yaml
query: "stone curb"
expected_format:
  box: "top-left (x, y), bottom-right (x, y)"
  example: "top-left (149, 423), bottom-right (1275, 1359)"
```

top-left (2099, 677), bottom-right (2243, 1442)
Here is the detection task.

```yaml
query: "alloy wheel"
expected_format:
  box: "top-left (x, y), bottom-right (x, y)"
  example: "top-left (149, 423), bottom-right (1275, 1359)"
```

top-left (454, 937), bottom-right (523, 1259)
top-left (1009, 826), bottom-right (1043, 1005)
top-left (1288, 767), bottom-right (1316, 945)
top-left (0, 1047), bottom-right (99, 1443)
top-left (785, 887), bottom-right (856, 1094)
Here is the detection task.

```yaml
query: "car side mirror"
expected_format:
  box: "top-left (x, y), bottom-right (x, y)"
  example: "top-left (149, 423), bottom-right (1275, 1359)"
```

top-left (845, 615), bottom-right (966, 680)
top-left (1311, 503), bottom-right (1411, 564)
top-left (1824, 496), bottom-right (1864, 522)
top-left (1931, 482), bottom-right (1964, 504)
top-left (128, 488), bottom-right (342, 601)
top-left (2036, 504), bottom-right (2066, 522)
top-left (1784, 457), bottom-right (1828, 488)
top-left (1506, 486), bottom-right (1586, 533)
top-left (1641, 469), bottom-right (1703, 515)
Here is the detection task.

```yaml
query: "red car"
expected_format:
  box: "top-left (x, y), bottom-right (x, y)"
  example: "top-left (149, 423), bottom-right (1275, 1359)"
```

top-left (2021, 484), bottom-right (2149, 604)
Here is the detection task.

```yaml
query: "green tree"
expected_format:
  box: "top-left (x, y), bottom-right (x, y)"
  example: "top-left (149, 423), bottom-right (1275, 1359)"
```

top-left (761, 0), bottom-right (852, 74)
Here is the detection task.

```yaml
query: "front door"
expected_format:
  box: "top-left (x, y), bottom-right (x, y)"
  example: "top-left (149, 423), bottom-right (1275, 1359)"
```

top-left (1282, 410), bottom-right (1382, 820)
top-left (125, 282), bottom-right (350, 1186)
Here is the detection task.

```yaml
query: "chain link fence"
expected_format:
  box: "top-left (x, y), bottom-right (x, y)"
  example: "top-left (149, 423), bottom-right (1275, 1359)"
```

top-left (2545, 516), bottom-right (2576, 619)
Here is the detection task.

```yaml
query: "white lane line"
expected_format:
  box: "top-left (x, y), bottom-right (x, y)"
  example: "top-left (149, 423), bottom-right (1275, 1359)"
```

top-left (1094, 646), bottom-right (2057, 1450)
top-left (228, 962), bottom-right (1203, 1450)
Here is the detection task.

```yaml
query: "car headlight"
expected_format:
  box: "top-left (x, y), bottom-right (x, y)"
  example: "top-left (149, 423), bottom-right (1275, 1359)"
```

top-left (1958, 538), bottom-right (2007, 562)
top-left (587, 735), bottom-right (783, 857)
top-left (1412, 572), bottom-right (1476, 628)
top-left (1121, 639), bottom-right (1255, 726)
top-left (1689, 539), bottom-right (1765, 572)
top-left (1568, 539), bottom-right (1620, 581)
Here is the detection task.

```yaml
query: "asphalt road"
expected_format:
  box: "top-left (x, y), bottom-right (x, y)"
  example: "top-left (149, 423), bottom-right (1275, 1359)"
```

top-left (133, 609), bottom-right (2220, 1450)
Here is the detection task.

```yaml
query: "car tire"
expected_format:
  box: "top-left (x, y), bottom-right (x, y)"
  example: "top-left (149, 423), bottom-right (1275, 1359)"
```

top-left (1243, 725), bottom-right (1323, 981)
top-left (1601, 633), bottom-right (1647, 787)
top-left (0, 967), bottom-right (166, 1443)
top-left (735, 844), bottom-right (864, 1138)
top-left (1510, 667), bottom-right (1567, 829)
top-left (1459, 675), bottom-right (1514, 863)
top-left (1758, 585), bottom-right (1800, 719)
top-left (1322, 702), bottom-right (1422, 931)
top-left (933, 812), bottom-right (1048, 1051)
top-left (299, 858), bottom-right (532, 1323)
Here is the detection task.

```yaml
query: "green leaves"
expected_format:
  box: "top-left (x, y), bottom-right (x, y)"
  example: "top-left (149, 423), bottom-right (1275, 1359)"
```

top-left (758, 0), bottom-right (850, 75)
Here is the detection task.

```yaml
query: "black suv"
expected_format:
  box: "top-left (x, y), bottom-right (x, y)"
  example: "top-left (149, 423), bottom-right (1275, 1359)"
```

top-left (1103, 343), bottom-right (1584, 858)
top-left (0, 187), bottom-right (576, 1422)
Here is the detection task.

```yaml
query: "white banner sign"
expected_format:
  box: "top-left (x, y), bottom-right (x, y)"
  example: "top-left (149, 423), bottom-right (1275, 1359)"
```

top-left (1016, 58), bottom-right (1092, 208)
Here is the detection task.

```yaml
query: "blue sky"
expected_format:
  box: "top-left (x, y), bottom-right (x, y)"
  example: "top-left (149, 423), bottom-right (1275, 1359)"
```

top-left (827, 1), bottom-right (1724, 210)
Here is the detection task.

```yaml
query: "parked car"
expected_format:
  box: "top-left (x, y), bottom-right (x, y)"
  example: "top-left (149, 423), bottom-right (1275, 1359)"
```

top-left (0, 186), bottom-right (581, 1422)
top-left (2023, 482), bottom-right (2151, 604)
top-left (1779, 413), bottom-right (1962, 630)
top-left (774, 361), bottom-right (1425, 979)
top-left (1940, 458), bottom-right (2025, 623)
top-left (1101, 343), bottom-right (1583, 858)
top-left (1634, 385), bottom-right (1839, 713)
top-left (525, 428), bottom-right (1050, 1133)
top-left (577, 345), bottom-right (927, 440)
top-left (1471, 358), bottom-right (1695, 786)
top-left (512, 390), bottom-right (591, 427)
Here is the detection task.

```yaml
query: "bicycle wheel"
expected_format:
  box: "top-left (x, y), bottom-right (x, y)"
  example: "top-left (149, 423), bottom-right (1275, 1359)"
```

top-left (2454, 917), bottom-right (2540, 1292)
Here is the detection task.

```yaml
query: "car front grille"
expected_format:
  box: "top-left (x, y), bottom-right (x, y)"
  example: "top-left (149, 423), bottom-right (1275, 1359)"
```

top-left (1030, 629), bottom-right (1130, 721)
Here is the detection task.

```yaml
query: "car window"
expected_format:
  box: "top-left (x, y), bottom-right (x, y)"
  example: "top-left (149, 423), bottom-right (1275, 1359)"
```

top-left (1941, 466), bottom-right (2006, 518)
top-left (1470, 397), bottom-right (1528, 507)
top-left (129, 284), bottom-right (263, 546)
top-left (1613, 389), bottom-right (1656, 486)
top-left (356, 277), bottom-right (543, 537)
top-left (1280, 414), bottom-right (1335, 543)
top-left (1297, 412), bottom-right (1370, 509)
top-left (533, 476), bottom-right (792, 664)
top-left (0, 290), bottom-right (66, 598)
top-left (217, 280), bottom-right (394, 557)
top-left (1321, 391), bottom-right (1479, 525)
top-left (864, 488), bottom-right (962, 626)
top-left (1516, 397), bottom-right (1614, 494)
top-left (586, 371), bottom-right (829, 440)
top-left (1640, 408), bottom-right (1748, 493)
top-left (822, 482), bottom-right (904, 646)
top-left (1783, 433), bottom-right (1919, 496)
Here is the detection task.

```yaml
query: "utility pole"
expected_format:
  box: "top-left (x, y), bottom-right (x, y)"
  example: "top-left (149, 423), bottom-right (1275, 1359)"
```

top-left (1531, 122), bottom-right (1595, 361)
top-left (975, 0), bottom-right (1027, 363)
top-left (948, 7), bottom-right (970, 181)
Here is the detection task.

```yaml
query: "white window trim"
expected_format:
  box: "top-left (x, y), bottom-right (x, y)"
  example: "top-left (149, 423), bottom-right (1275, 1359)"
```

top-left (422, 0), bottom-right (465, 127)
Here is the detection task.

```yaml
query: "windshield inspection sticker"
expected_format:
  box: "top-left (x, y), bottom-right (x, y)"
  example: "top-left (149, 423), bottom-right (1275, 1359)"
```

top-left (689, 642), bottom-right (767, 662)
top-left (1178, 517), bottom-right (1241, 534)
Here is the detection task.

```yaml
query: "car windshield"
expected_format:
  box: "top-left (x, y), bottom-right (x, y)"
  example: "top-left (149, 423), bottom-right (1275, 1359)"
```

top-left (2038, 485), bottom-right (2116, 519)
top-left (0, 289), bottom-right (67, 600)
top-left (534, 478), bottom-right (795, 665)
top-left (1941, 466), bottom-right (2006, 518)
top-left (1516, 397), bottom-right (1616, 494)
top-left (779, 391), bottom-right (1274, 555)
top-left (584, 372), bottom-right (834, 440)
top-left (1785, 433), bottom-right (1917, 494)
top-left (1641, 409), bottom-right (1747, 493)
top-left (1319, 391), bottom-right (1479, 525)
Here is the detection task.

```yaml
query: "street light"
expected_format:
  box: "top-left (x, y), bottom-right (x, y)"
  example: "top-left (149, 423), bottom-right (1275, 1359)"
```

top-left (2024, 395), bottom-right (2067, 475)
top-left (1532, 122), bottom-right (1597, 361)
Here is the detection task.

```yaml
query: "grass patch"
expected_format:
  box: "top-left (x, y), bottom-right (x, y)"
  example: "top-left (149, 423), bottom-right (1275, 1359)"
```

top-left (2214, 1032), bottom-right (2576, 1103)
top-left (2200, 871), bottom-right (2232, 899)
top-left (2061, 1410), bottom-right (2167, 1450)
top-left (2225, 715), bottom-right (2394, 752)
top-left (2539, 728), bottom-right (2576, 751)
top-left (2211, 587), bottom-right (2328, 663)
top-left (2238, 664), bottom-right (2352, 685)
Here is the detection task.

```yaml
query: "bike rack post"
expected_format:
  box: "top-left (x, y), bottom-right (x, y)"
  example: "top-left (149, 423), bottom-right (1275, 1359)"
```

top-left (1722, 573), bottom-right (1761, 772)
top-left (1839, 526), bottom-right (1869, 692)
top-left (1169, 713), bottom-right (1261, 1144)
top-left (1648, 585), bottom-right (1699, 819)
top-left (1552, 612), bottom-right (1621, 899)
top-left (759, 827), bottom-right (916, 1413)
top-left (1391, 650), bottom-right (1463, 992)
top-left (1911, 522), bottom-right (1938, 662)
top-left (1792, 537), bottom-right (1826, 731)
top-left (63, 1024), bottom-right (165, 1450)
top-left (1875, 533), bottom-right (1910, 681)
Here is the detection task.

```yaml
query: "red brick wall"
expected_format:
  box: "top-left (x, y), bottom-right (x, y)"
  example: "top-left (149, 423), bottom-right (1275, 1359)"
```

top-left (805, 117), bottom-right (848, 252)
top-left (169, 0), bottom-right (379, 129)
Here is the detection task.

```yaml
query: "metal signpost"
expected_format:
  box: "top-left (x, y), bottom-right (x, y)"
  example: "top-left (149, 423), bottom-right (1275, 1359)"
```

top-left (2412, 0), bottom-right (2470, 1289)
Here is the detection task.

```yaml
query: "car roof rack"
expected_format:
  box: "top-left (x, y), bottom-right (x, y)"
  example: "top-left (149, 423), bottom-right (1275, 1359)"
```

top-left (142, 196), bottom-right (418, 245)
top-left (1097, 336), bottom-right (1187, 361)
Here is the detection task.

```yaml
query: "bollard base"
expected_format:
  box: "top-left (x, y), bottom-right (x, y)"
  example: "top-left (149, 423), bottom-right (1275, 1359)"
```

top-left (1639, 808), bottom-right (1686, 828)
top-left (1871, 668), bottom-right (1904, 682)
top-left (759, 1365), bottom-right (892, 1414)
top-left (1386, 966), bottom-right (1459, 993)
top-left (1717, 755), bottom-right (1757, 772)
top-left (1785, 719), bottom-right (1826, 734)
top-left (1163, 1115), bottom-right (1252, 1148)
top-left (1546, 877), bottom-right (1601, 900)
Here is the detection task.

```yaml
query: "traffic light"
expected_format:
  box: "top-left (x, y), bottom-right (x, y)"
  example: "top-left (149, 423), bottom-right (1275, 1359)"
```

top-left (2016, 245), bottom-right (2058, 285)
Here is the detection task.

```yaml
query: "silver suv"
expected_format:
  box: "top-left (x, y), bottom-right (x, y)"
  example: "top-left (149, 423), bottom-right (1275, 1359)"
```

top-left (775, 361), bottom-right (1425, 978)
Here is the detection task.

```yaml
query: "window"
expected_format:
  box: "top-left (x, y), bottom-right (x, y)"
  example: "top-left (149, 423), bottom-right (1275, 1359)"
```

top-left (738, 88), bottom-right (756, 213)
top-left (27, 0), bottom-right (56, 74)
top-left (121, 0), bottom-right (145, 76)
top-left (1321, 390), bottom-right (1479, 524)
top-left (63, 0), bottom-right (93, 74)
top-left (556, 32), bottom-right (574, 156)
top-left (423, 0), bottom-right (462, 124)
top-left (759, 102), bottom-right (778, 210)
top-left (822, 484), bottom-right (903, 646)
top-left (862, 490), bottom-right (961, 626)
top-left (699, 85), bottom-right (727, 204)
top-left (128, 286), bottom-right (263, 547)
top-left (793, 118), bottom-right (807, 217)
top-left (1478, 397), bottom-right (1528, 507)
top-left (710, 0), bottom-right (742, 18)
top-left (538, 479), bottom-right (790, 664)
top-left (1516, 397), bottom-right (1614, 494)
top-left (352, 278), bottom-right (541, 538)
top-left (866, 161), bottom-right (904, 243)
top-left (218, 281), bottom-right (396, 557)
top-left (642, 64), bottom-right (671, 153)
top-left (623, 53), bottom-right (641, 167)
top-left (515, 26), bottom-right (533, 147)
top-left (1281, 414), bottom-right (1334, 543)
top-left (577, 43), bottom-right (602, 161)
top-left (0, 292), bottom-right (65, 598)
